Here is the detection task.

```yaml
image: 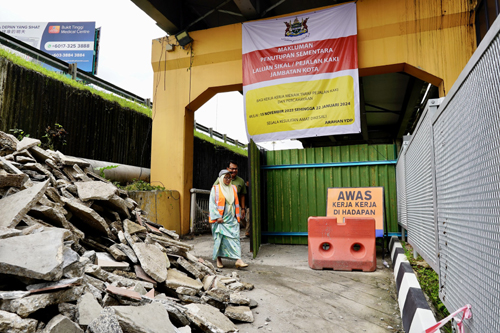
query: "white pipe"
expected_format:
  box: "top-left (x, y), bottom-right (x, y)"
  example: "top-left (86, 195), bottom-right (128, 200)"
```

top-left (73, 156), bottom-right (150, 184)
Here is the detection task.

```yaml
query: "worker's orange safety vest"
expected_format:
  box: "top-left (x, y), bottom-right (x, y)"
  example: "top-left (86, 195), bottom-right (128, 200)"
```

top-left (209, 184), bottom-right (240, 223)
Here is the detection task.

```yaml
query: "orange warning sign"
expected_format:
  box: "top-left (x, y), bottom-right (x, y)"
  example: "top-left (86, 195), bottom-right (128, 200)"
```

top-left (326, 187), bottom-right (384, 237)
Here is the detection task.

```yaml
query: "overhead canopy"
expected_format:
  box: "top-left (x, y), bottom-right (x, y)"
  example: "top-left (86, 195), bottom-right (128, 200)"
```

top-left (131, 0), bottom-right (353, 35)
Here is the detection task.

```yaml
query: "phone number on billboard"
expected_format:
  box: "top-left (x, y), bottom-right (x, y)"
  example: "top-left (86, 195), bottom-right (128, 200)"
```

top-left (44, 42), bottom-right (94, 51)
top-left (50, 53), bottom-right (87, 58)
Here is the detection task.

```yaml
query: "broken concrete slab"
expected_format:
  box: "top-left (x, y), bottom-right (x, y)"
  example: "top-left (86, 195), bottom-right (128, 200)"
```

top-left (178, 294), bottom-right (201, 304)
top-left (176, 287), bottom-right (198, 296)
top-left (87, 307), bottom-right (123, 333)
top-left (77, 292), bottom-right (103, 327)
top-left (0, 310), bottom-right (38, 333)
top-left (123, 219), bottom-right (147, 235)
top-left (29, 204), bottom-right (69, 229)
top-left (150, 234), bottom-right (194, 251)
top-left (0, 228), bottom-right (66, 280)
top-left (112, 302), bottom-right (176, 333)
top-left (62, 246), bottom-right (80, 270)
top-left (184, 303), bottom-right (238, 333)
top-left (226, 282), bottom-right (244, 292)
top-left (165, 269), bottom-right (203, 291)
top-left (160, 227), bottom-right (180, 240)
top-left (85, 264), bottom-right (153, 290)
top-left (62, 198), bottom-right (112, 236)
top-left (0, 132), bottom-right (18, 154)
top-left (16, 156), bottom-right (37, 164)
top-left (0, 227), bottom-right (21, 239)
top-left (0, 173), bottom-right (28, 188)
top-left (28, 145), bottom-right (51, 162)
top-left (133, 265), bottom-right (157, 286)
top-left (58, 303), bottom-right (77, 322)
top-left (133, 283), bottom-right (148, 296)
top-left (0, 180), bottom-right (48, 228)
top-left (133, 243), bottom-right (169, 283)
top-left (203, 275), bottom-right (216, 291)
top-left (26, 277), bottom-right (82, 293)
top-left (206, 288), bottom-right (230, 303)
top-left (177, 257), bottom-right (203, 280)
top-left (58, 154), bottom-right (91, 167)
top-left (225, 305), bottom-right (254, 323)
top-left (106, 285), bottom-right (142, 301)
top-left (116, 243), bottom-right (138, 264)
top-left (0, 291), bottom-right (31, 300)
top-left (102, 195), bottom-right (131, 219)
top-left (45, 314), bottom-right (83, 333)
top-left (96, 252), bottom-right (130, 270)
top-left (0, 286), bottom-right (84, 318)
top-left (75, 181), bottom-right (117, 201)
top-left (229, 293), bottom-right (250, 305)
top-left (109, 244), bottom-right (128, 262)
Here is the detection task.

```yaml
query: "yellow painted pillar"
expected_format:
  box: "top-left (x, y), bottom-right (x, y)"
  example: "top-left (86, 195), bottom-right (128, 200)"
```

top-left (151, 25), bottom-right (243, 235)
top-left (151, 0), bottom-right (476, 234)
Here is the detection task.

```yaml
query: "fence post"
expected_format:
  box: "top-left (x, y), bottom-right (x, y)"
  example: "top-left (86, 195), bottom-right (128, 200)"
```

top-left (68, 63), bottom-right (77, 80)
top-left (190, 189), bottom-right (197, 234)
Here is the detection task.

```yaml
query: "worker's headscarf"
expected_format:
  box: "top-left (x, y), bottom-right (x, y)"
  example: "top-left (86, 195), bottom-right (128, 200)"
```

top-left (218, 169), bottom-right (235, 205)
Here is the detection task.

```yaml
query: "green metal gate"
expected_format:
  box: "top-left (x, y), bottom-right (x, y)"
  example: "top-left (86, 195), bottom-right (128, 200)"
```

top-left (262, 144), bottom-right (398, 245)
top-left (249, 139), bottom-right (263, 257)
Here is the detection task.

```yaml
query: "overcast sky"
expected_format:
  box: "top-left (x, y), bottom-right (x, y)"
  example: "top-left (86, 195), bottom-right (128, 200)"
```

top-left (0, 0), bottom-right (301, 150)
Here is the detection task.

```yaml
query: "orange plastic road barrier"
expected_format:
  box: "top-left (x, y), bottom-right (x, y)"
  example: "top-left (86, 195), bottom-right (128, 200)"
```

top-left (308, 217), bottom-right (376, 272)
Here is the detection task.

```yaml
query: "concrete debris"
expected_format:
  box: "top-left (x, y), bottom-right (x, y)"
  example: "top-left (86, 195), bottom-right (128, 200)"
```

top-left (75, 181), bottom-right (117, 201)
top-left (0, 228), bottom-right (66, 280)
top-left (229, 292), bottom-right (250, 305)
top-left (225, 305), bottom-right (254, 323)
top-left (0, 310), bottom-right (38, 333)
top-left (185, 303), bottom-right (238, 333)
top-left (45, 314), bottom-right (84, 333)
top-left (166, 268), bottom-right (203, 291)
top-left (112, 302), bottom-right (176, 333)
top-left (16, 137), bottom-right (41, 152)
top-left (77, 292), bottom-right (103, 327)
top-left (0, 179), bottom-right (48, 228)
top-left (133, 242), bottom-right (168, 283)
top-left (0, 130), bottom-right (256, 332)
top-left (1, 286), bottom-right (84, 318)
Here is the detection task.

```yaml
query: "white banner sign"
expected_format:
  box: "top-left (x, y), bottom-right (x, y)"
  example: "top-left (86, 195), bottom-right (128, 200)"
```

top-left (242, 3), bottom-right (360, 143)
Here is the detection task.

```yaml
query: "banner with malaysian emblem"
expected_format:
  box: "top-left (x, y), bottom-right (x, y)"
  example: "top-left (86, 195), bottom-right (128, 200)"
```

top-left (242, 3), bottom-right (359, 143)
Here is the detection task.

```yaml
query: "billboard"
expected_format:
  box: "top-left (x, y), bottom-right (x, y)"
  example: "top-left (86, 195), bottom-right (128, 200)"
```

top-left (242, 3), bottom-right (360, 143)
top-left (0, 22), bottom-right (97, 73)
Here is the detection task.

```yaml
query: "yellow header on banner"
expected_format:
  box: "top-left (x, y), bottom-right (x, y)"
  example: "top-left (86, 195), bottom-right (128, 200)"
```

top-left (246, 76), bottom-right (354, 136)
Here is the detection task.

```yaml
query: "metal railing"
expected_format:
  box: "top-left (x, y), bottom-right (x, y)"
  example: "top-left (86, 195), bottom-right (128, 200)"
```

top-left (195, 121), bottom-right (247, 149)
top-left (189, 188), bottom-right (211, 234)
top-left (0, 31), bottom-right (150, 106)
top-left (396, 15), bottom-right (500, 332)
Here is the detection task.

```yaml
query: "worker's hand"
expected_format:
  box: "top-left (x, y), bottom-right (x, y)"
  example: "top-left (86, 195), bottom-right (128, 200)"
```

top-left (241, 209), bottom-right (246, 220)
top-left (217, 218), bottom-right (224, 223)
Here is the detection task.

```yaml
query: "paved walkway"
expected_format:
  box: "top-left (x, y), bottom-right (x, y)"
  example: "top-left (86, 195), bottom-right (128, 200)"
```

top-left (184, 234), bottom-right (403, 333)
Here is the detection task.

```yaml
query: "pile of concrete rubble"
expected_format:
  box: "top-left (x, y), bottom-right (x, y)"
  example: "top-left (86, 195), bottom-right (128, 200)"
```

top-left (0, 131), bottom-right (256, 333)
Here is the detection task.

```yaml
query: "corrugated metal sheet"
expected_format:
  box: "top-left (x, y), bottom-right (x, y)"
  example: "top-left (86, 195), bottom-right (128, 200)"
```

top-left (396, 139), bottom-right (409, 228)
top-left (264, 144), bottom-right (398, 244)
top-left (192, 137), bottom-right (248, 190)
top-left (432, 17), bottom-right (500, 332)
top-left (0, 57), bottom-right (151, 168)
top-left (405, 100), bottom-right (440, 272)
